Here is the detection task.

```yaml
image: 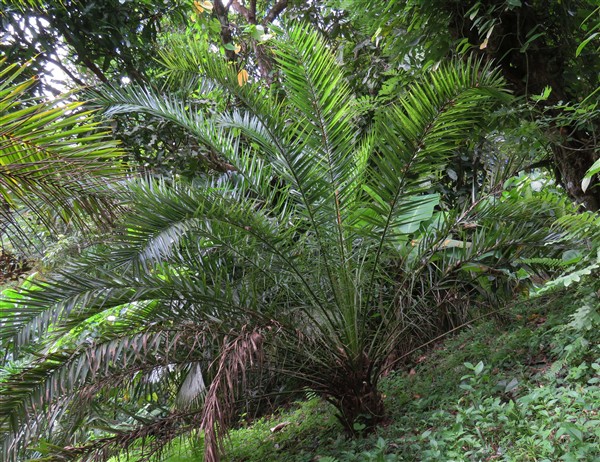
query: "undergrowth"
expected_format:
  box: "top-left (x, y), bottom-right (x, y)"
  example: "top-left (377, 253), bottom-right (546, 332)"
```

top-left (123, 289), bottom-right (599, 462)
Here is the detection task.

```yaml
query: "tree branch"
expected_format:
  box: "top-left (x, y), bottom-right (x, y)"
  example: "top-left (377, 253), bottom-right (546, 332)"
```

top-left (43, 55), bottom-right (87, 88)
top-left (213, 0), bottom-right (237, 62)
top-left (231, 0), bottom-right (253, 23)
top-left (51, 21), bottom-right (111, 84)
top-left (249, 0), bottom-right (257, 23)
top-left (263, 0), bottom-right (288, 25)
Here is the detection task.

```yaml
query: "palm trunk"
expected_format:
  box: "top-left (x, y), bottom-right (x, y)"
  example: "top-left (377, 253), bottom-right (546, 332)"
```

top-left (335, 380), bottom-right (385, 435)
top-left (325, 360), bottom-right (386, 435)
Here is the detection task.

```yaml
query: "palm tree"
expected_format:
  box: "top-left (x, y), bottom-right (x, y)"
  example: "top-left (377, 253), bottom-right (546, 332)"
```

top-left (0, 25), bottom-right (565, 462)
top-left (0, 58), bottom-right (126, 249)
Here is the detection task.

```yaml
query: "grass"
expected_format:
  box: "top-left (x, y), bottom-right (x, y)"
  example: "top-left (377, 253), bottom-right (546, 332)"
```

top-left (114, 291), bottom-right (600, 461)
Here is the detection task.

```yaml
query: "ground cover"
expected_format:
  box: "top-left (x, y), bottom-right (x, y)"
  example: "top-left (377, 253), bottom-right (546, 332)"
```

top-left (150, 292), bottom-right (600, 461)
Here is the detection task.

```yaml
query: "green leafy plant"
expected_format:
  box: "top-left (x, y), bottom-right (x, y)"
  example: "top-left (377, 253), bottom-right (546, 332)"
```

top-left (0, 58), bottom-right (126, 247)
top-left (0, 24), bottom-right (565, 462)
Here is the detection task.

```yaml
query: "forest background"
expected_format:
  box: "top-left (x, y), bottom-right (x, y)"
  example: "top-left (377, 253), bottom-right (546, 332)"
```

top-left (0, 0), bottom-right (599, 461)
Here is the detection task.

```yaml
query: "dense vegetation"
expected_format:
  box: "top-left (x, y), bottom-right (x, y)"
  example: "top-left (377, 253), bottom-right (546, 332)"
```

top-left (0, 1), bottom-right (598, 461)
top-left (156, 291), bottom-right (600, 461)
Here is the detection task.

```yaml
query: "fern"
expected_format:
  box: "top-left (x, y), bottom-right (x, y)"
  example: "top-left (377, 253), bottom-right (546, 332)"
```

top-left (519, 257), bottom-right (574, 269)
top-left (531, 202), bottom-right (600, 295)
top-left (544, 358), bottom-right (566, 381)
top-left (567, 303), bottom-right (600, 332)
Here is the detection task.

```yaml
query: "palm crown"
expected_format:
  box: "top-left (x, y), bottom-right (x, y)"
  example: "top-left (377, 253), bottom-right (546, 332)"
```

top-left (0, 25), bottom-right (563, 462)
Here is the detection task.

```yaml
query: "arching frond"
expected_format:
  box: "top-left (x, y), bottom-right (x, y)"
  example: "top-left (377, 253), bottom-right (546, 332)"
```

top-left (0, 59), bottom-right (127, 244)
top-left (367, 59), bottom-right (509, 241)
top-left (0, 324), bottom-right (215, 462)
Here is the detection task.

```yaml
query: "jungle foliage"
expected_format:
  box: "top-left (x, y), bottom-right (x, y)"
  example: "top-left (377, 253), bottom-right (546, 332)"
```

top-left (0, 1), bottom-right (599, 461)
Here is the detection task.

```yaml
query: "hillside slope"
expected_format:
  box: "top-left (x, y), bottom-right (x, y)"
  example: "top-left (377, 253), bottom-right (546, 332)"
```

top-left (157, 292), bottom-right (600, 462)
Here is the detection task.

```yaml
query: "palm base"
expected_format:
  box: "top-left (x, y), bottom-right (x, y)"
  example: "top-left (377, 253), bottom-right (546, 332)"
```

top-left (325, 365), bottom-right (385, 436)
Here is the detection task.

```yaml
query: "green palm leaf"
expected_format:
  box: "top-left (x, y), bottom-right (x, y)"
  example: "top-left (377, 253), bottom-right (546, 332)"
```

top-left (0, 59), bottom-right (126, 243)
top-left (0, 327), bottom-right (213, 461)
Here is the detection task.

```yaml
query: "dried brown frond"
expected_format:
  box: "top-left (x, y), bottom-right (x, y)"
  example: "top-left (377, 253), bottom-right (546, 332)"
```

top-left (200, 325), bottom-right (265, 462)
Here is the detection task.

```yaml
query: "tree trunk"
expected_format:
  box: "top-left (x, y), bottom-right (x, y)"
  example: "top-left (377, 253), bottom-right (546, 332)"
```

top-left (552, 130), bottom-right (600, 211)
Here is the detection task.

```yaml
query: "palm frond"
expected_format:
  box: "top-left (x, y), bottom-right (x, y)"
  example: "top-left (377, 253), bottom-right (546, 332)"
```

top-left (39, 411), bottom-right (202, 462)
top-left (201, 326), bottom-right (265, 461)
top-left (0, 325), bottom-right (212, 462)
top-left (156, 33), bottom-right (215, 92)
top-left (0, 59), bottom-right (127, 242)
top-left (555, 208), bottom-right (600, 243)
top-left (275, 24), bottom-right (364, 204)
top-left (94, 84), bottom-right (233, 165)
top-left (367, 59), bottom-right (509, 239)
